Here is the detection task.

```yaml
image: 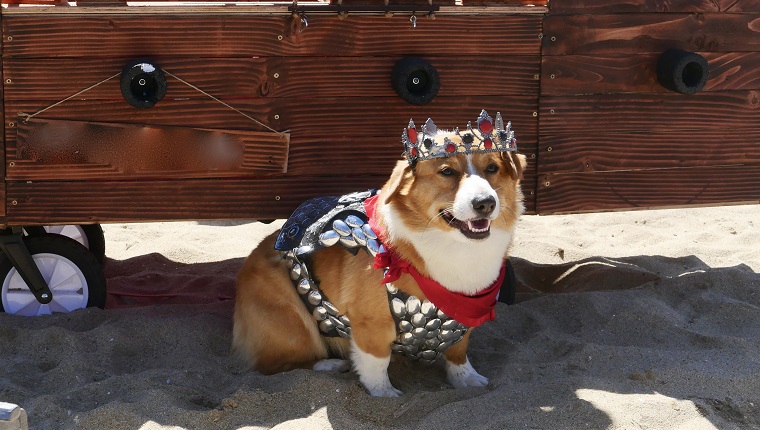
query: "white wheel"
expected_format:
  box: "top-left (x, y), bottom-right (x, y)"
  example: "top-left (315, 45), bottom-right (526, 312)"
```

top-left (0, 236), bottom-right (106, 316)
top-left (43, 225), bottom-right (90, 248)
top-left (2, 253), bottom-right (88, 316)
top-left (24, 224), bottom-right (106, 264)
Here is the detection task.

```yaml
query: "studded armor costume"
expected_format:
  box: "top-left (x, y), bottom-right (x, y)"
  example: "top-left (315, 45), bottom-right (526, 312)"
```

top-left (275, 190), bottom-right (469, 364)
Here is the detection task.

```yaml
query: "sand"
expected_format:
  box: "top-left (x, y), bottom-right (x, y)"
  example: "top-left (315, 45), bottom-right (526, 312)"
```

top-left (1, 204), bottom-right (759, 429)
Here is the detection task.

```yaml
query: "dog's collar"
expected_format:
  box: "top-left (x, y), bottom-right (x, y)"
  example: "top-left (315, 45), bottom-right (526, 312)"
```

top-left (363, 195), bottom-right (503, 327)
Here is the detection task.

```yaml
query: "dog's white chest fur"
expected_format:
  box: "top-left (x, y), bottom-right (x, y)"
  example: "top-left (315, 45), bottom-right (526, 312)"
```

top-left (380, 203), bottom-right (512, 295)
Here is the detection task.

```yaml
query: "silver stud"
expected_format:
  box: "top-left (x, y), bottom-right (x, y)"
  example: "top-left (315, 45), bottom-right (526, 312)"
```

top-left (336, 328), bottom-right (351, 339)
top-left (362, 224), bottom-right (378, 240)
top-left (391, 298), bottom-right (406, 318)
top-left (339, 315), bottom-right (351, 327)
top-left (367, 239), bottom-right (381, 256)
top-left (398, 320), bottom-right (413, 333)
top-left (400, 332), bottom-right (415, 346)
top-left (313, 306), bottom-right (328, 321)
top-left (352, 228), bottom-right (367, 246)
top-left (339, 235), bottom-right (358, 248)
top-left (323, 301), bottom-right (340, 316)
top-left (392, 344), bottom-right (405, 354)
top-left (406, 297), bottom-right (421, 315)
top-left (319, 230), bottom-right (340, 247)
top-left (425, 318), bottom-right (442, 331)
top-left (307, 290), bottom-right (322, 306)
top-left (297, 278), bottom-right (312, 295)
top-left (420, 301), bottom-right (436, 317)
top-left (425, 328), bottom-right (440, 339)
top-left (332, 219), bottom-right (351, 236)
top-left (290, 264), bottom-right (302, 280)
top-left (437, 309), bottom-right (447, 319)
top-left (344, 327), bottom-right (352, 336)
top-left (441, 319), bottom-right (459, 331)
top-left (330, 315), bottom-right (345, 330)
top-left (411, 313), bottom-right (427, 328)
top-left (412, 327), bottom-right (428, 339)
top-left (319, 319), bottom-right (335, 333)
top-left (385, 283), bottom-right (398, 294)
top-left (419, 350), bottom-right (438, 361)
top-left (437, 340), bottom-right (453, 352)
top-left (345, 215), bottom-right (364, 228)
top-left (440, 329), bottom-right (458, 342)
top-left (424, 338), bottom-right (439, 350)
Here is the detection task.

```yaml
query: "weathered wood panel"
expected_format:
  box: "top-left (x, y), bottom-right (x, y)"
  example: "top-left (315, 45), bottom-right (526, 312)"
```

top-left (6, 96), bottom-right (538, 142)
top-left (543, 14), bottom-right (760, 55)
top-left (10, 119), bottom-right (289, 180)
top-left (536, 165), bottom-right (760, 214)
top-left (2, 15), bottom-right (542, 58)
top-left (539, 92), bottom-right (760, 135)
top-left (538, 129), bottom-right (760, 175)
top-left (548, 0), bottom-right (760, 14)
top-left (5, 176), bottom-right (537, 224)
top-left (541, 52), bottom-right (760, 96)
top-left (3, 56), bottom-right (541, 100)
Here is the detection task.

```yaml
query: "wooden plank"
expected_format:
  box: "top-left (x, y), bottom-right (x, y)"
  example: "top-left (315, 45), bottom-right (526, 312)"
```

top-left (537, 129), bottom-right (760, 174)
top-left (539, 92), bottom-right (760, 134)
top-left (536, 165), bottom-right (760, 214)
top-left (4, 175), bottom-right (537, 224)
top-left (3, 56), bottom-right (541, 100)
top-left (543, 14), bottom-right (760, 55)
top-left (6, 96), bottom-right (539, 140)
top-left (542, 52), bottom-right (760, 96)
top-left (10, 118), bottom-right (289, 180)
top-left (2, 15), bottom-right (542, 58)
top-left (286, 135), bottom-right (538, 176)
top-left (548, 0), bottom-right (760, 14)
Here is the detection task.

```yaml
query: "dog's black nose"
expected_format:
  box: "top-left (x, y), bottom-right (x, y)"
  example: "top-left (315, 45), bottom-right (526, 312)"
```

top-left (472, 195), bottom-right (496, 217)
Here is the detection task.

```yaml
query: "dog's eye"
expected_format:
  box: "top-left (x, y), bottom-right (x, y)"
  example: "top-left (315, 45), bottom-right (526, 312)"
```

top-left (439, 167), bottom-right (456, 177)
top-left (485, 163), bottom-right (499, 173)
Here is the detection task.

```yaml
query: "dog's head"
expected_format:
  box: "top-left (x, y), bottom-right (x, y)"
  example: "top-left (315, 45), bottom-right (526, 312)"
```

top-left (382, 131), bottom-right (526, 243)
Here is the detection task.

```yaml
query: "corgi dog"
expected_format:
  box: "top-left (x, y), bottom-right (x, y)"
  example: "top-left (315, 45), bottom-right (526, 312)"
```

top-left (233, 111), bottom-right (526, 397)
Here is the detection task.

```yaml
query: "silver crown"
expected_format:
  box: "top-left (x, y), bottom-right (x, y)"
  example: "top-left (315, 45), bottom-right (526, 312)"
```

top-left (401, 110), bottom-right (517, 165)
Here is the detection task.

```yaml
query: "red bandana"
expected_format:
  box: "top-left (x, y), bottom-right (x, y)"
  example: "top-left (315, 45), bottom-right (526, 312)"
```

top-left (363, 195), bottom-right (504, 327)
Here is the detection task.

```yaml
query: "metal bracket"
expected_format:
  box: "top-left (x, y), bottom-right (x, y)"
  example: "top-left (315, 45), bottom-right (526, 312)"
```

top-left (0, 228), bottom-right (52, 304)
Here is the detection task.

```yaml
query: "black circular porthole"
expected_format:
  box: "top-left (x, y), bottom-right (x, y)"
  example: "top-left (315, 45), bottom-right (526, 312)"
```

top-left (656, 49), bottom-right (709, 95)
top-left (120, 60), bottom-right (168, 109)
top-left (391, 56), bottom-right (441, 106)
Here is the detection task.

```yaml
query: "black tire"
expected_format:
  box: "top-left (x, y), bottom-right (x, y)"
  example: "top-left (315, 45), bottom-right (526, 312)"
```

top-left (391, 57), bottom-right (441, 105)
top-left (656, 49), bottom-right (709, 95)
top-left (24, 224), bottom-right (106, 265)
top-left (498, 259), bottom-right (517, 305)
top-left (120, 60), bottom-right (168, 109)
top-left (0, 235), bottom-right (106, 315)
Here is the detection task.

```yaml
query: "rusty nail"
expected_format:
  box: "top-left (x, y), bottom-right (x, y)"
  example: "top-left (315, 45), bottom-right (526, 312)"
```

top-left (533, 74), bottom-right (539, 80)
top-left (532, 112), bottom-right (538, 117)
top-left (550, 74), bottom-right (555, 79)
top-left (11, 200), bottom-right (17, 206)
top-left (274, 114), bottom-right (280, 120)
top-left (8, 122), bottom-right (14, 127)
top-left (277, 35), bottom-right (284, 40)
top-left (545, 181), bottom-right (550, 187)
top-left (538, 33), bottom-right (543, 39)
top-left (275, 196), bottom-right (281, 201)
top-left (531, 154), bottom-right (536, 159)
top-left (273, 73), bottom-right (280, 79)
top-left (547, 147), bottom-right (553, 152)
top-left (550, 109), bottom-right (555, 114)
top-left (8, 162), bottom-right (15, 167)
top-left (6, 36), bottom-right (12, 41)
top-left (550, 36), bottom-right (556, 42)
top-left (5, 79), bottom-right (10, 84)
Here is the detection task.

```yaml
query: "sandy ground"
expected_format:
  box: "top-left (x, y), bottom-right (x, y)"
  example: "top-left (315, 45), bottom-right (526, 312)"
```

top-left (1, 204), bottom-right (759, 429)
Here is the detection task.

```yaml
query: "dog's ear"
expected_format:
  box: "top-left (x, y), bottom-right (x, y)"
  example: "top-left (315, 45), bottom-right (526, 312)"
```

top-left (382, 160), bottom-right (413, 204)
top-left (502, 152), bottom-right (527, 181)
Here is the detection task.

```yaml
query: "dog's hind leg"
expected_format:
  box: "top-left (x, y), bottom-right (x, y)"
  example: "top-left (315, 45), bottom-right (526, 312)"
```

top-left (313, 359), bottom-right (350, 372)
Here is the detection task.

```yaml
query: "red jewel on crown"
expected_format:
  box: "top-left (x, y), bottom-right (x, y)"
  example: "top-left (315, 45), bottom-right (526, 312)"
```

top-left (401, 110), bottom-right (517, 165)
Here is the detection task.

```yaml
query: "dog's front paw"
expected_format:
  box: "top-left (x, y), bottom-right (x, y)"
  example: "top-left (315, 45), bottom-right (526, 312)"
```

top-left (365, 383), bottom-right (403, 397)
top-left (446, 358), bottom-right (489, 388)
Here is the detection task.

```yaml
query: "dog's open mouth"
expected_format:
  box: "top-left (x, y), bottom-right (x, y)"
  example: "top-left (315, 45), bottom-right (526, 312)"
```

top-left (441, 210), bottom-right (491, 240)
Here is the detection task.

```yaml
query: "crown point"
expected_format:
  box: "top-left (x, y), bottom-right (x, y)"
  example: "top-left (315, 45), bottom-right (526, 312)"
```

top-left (407, 127), bottom-right (418, 144)
top-left (424, 118), bottom-right (437, 135)
top-left (495, 112), bottom-right (504, 131)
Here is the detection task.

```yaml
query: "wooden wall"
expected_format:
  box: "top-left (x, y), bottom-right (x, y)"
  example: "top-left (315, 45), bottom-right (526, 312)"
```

top-left (1, 10), bottom-right (542, 225)
top-left (538, 0), bottom-right (760, 213)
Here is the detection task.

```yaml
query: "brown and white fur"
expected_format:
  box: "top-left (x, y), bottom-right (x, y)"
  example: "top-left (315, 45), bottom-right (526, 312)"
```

top-left (233, 130), bottom-right (527, 397)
